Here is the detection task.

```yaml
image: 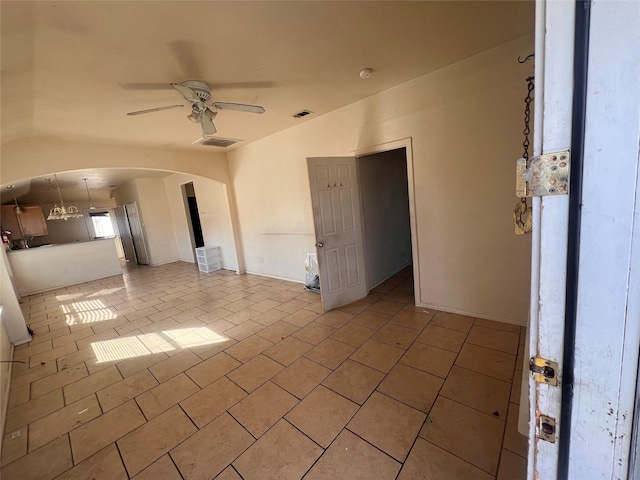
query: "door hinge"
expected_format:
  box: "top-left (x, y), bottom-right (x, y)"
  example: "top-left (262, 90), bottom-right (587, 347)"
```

top-left (538, 415), bottom-right (557, 443)
top-left (529, 357), bottom-right (558, 386)
top-left (516, 150), bottom-right (570, 197)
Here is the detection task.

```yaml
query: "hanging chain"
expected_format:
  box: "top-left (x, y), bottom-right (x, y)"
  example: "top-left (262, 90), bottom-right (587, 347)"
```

top-left (522, 76), bottom-right (535, 161)
top-left (520, 76), bottom-right (535, 207)
top-left (515, 75), bottom-right (534, 235)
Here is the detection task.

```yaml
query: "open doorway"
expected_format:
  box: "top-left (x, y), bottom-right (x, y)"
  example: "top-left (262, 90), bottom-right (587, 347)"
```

top-left (307, 139), bottom-right (419, 312)
top-left (357, 147), bottom-right (412, 290)
top-left (182, 182), bottom-right (204, 254)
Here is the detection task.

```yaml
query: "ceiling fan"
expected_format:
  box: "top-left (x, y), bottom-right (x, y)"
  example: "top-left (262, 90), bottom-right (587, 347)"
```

top-left (126, 80), bottom-right (265, 137)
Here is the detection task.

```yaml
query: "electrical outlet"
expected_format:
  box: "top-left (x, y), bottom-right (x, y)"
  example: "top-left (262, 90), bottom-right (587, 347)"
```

top-left (258, 257), bottom-right (264, 264)
top-left (61, 266), bottom-right (67, 273)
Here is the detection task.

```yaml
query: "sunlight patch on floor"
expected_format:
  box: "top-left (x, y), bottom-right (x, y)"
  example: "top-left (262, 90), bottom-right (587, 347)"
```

top-left (62, 300), bottom-right (118, 325)
top-left (91, 327), bottom-right (229, 363)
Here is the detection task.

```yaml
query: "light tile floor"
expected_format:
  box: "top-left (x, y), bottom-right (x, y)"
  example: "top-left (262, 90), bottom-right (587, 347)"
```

top-left (1, 262), bottom-right (528, 479)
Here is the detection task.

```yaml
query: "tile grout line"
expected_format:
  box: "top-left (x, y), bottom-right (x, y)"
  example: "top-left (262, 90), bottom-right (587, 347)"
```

top-left (3, 265), bottom-right (524, 479)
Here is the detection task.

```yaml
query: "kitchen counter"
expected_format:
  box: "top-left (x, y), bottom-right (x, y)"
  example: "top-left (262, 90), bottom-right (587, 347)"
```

top-left (7, 238), bottom-right (122, 296)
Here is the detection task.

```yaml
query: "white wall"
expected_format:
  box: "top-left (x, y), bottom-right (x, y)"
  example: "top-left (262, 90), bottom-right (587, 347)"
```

top-left (164, 173), bottom-right (239, 270)
top-left (358, 149), bottom-right (412, 288)
top-left (8, 239), bottom-right (122, 296)
top-left (0, 248), bottom-right (30, 344)
top-left (228, 35), bottom-right (533, 324)
top-left (0, 312), bottom-right (12, 457)
top-left (0, 246), bottom-right (31, 450)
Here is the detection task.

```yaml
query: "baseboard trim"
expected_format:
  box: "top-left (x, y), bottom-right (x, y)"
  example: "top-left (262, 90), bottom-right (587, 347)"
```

top-left (243, 270), bottom-right (304, 285)
top-left (416, 302), bottom-right (527, 327)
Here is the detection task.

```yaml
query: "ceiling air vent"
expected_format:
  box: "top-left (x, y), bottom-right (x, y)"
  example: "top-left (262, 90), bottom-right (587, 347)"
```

top-left (293, 110), bottom-right (313, 119)
top-left (192, 137), bottom-right (241, 148)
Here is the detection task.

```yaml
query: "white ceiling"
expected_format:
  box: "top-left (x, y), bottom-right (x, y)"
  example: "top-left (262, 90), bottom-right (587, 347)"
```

top-left (0, 1), bottom-right (534, 198)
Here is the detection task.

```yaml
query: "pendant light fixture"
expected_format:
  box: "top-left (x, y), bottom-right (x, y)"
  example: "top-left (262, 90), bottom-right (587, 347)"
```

top-left (82, 178), bottom-right (96, 209)
top-left (46, 175), bottom-right (83, 220)
top-left (13, 197), bottom-right (23, 215)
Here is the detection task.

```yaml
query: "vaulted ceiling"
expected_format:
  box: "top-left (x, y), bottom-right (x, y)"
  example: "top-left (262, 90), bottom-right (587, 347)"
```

top-left (1, 1), bottom-right (534, 153)
top-left (1, 1), bottom-right (534, 203)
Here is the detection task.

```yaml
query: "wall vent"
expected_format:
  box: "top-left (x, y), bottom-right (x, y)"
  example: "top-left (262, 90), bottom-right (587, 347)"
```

top-left (192, 137), bottom-right (241, 148)
top-left (292, 109), bottom-right (313, 119)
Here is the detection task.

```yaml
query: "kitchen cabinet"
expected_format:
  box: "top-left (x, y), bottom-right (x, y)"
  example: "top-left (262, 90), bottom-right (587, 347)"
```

top-left (1, 205), bottom-right (48, 239)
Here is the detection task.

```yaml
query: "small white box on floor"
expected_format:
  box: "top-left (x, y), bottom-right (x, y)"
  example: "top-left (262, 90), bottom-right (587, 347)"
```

top-left (195, 246), bottom-right (222, 273)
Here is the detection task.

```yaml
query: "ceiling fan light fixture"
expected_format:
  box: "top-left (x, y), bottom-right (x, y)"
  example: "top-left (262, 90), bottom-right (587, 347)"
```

top-left (130, 80), bottom-right (264, 139)
top-left (187, 111), bottom-right (201, 123)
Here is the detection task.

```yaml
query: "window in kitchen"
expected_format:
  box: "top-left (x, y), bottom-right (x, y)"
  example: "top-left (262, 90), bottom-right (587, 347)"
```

top-left (90, 211), bottom-right (116, 238)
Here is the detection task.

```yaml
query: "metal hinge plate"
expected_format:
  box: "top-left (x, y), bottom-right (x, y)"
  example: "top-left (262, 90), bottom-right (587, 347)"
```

top-left (529, 357), bottom-right (558, 386)
top-left (516, 150), bottom-right (570, 197)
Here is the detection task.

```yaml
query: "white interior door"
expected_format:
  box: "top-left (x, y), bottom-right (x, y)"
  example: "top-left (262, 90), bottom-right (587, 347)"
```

top-left (124, 203), bottom-right (149, 265)
top-left (113, 205), bottom-right (137, 263)
top-left (307, 157), bottom-right (368, 312)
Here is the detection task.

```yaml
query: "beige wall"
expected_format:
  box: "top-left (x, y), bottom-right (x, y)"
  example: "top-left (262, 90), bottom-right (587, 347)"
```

top-left (113, 178), bottom-right (179, 266)
top-left (0, 247), bottom-right (30, 448)
top-left (164, 173), bottom-right (238, 270)
top-left (0, 35), bottom-right (533, 324)
top-left (0, 248), bottom-right (30, 344)
top-left (0, 316), bottom-right (12, 455)
top-left (1, 138), bottom-right (230, 186)
top-left (228, 35), bottom-right (533, 324)
top-left (358, 149), bottom-right (412, 288)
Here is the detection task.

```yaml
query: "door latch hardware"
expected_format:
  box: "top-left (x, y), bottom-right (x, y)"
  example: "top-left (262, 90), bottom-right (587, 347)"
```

top-left (529, 357), bottom-right (558, 386)
top-left (516, 150), bottom-right (570, 197)
top-left (538, 415), bottom-right (556, 443)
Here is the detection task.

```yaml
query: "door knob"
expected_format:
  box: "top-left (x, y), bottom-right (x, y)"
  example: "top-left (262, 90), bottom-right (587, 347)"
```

top-left (315, 242), bottom-right (324, 248)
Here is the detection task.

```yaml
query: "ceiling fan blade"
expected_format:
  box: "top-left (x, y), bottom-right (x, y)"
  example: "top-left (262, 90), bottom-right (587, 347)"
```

top-left (211, 102), bottom-right (265, 114)
top-left (204, 107), bottom-right (217, 120)
top-left (171, 83), bottom-right (200, 103)
top-left (126, 104), bottom-right (184, 116)
top-left (201, 113), bottom-right (217, 136)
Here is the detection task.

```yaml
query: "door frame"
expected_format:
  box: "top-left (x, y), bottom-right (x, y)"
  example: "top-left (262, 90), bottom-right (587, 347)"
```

top-left (352, 138), bottom-right (422, 303)
top-left (531, 1), bottom-right (640, 478)
top-left (180, 181), bottom-right (203, 262)
top-left (527, 0), bottom-right (574, 476)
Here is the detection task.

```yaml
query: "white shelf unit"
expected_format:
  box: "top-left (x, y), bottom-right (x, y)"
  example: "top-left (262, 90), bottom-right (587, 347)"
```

top-left (195, 246), bottom-right (222, 273)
